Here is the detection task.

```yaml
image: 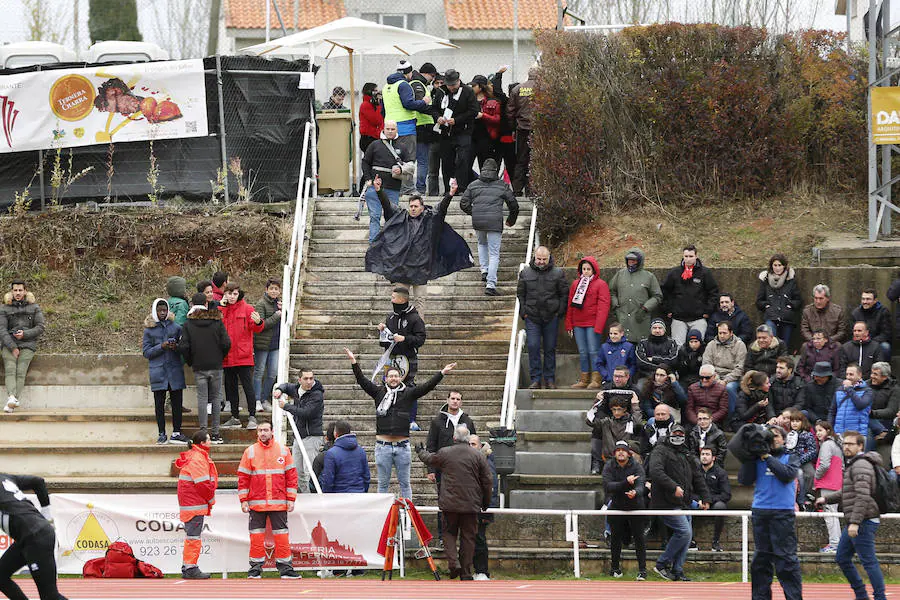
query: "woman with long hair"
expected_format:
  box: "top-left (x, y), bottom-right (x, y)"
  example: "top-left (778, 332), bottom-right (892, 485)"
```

top-left (359, 82), bottom-right (384, 154)
top-left (813, 420), bottom-right (842, 553)
top-left (175, 430), bottom-right (218, 579)
top-left (565, 256), bottom-right (610, 389)
top-left (470, 75), bottom-right (502, 171)
top-left (640, 364), bottom-right (687, 421)
top-left (756, 253), bottom-right (802, 347)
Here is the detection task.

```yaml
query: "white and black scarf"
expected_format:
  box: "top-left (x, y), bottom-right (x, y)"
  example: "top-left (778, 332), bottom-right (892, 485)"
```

top-left (571, 275), bottom-right (593, 308)
top-left (376, 382), bottom-right (407, 417)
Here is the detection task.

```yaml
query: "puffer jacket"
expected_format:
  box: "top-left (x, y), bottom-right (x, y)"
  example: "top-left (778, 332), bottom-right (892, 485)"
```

top-left (219, 298), bottom-right (264, 368)
top-left (756, 268), bottom-right (802, 325)
top-left (734, 373), bottom-right (775, 429)
top-left (769, 374), bottom-right (805, 414)
top-left (801, 301), bottom-right (847, 344)
top-left (0, 291), bottom-right (44, 352)
top-left (166, 276), bottom-right (190, 325)
top-left (648, 438), bottom-right (710, 509)
top-left (253, 293), bottom-right (281, 351)
top-left (795, 339), bottom-right (841, 381)
top-left (685, 381), bottom-right (729, 426)
top-left (660, 258), bottom-right (720, 321)
top-left (142, 300), bottom-right (186, 392)
top-left (175, 445), bottom-right (217, 522)
top-left (851, 301), bottom-right (893, 345)
top-left (277, 380), bottom-right (325, 439)
top-left (320, 434), bottom-right (370, 493)
top-left (688, 423), bottom-right (728, 467)
top-left (564, 256), bottom-right (610, 333)
top-left (352, 362), bottom-right (443, 436)
top-left (237, 440), bottom-right (298, 511)
top-left (830, 381), bottom-right (873, 435)
top-left (178, 308), bottom-right (231, 371)
top-left (838, 338), bottom-right (885, 379)
top-left (459, 159), bottom-right (518, 232)
top-left (823, 452), bottom-right (882, 524)
top-left (744, 338), bottom-right (787, 376)
top-left (702, 334), bottom-right (747, 384)
top-left (417, 442), bottom-right (493, 513)
top-left (517, 254), bottom-right (568, 324)
top-left (608, 248), bottom-right (662, 342)
top-left (635, 333), bottom-right (679, 377)
top-left (602, 455), bottom-right (646, 510)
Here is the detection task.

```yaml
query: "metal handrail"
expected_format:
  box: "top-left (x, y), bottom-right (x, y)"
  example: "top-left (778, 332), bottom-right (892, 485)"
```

top-left (499, 203), bottom-right (538, 430)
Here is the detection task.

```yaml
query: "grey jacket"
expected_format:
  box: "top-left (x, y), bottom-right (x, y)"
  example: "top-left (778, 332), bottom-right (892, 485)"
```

top-left (0, 291), bottom-right (44, 352)
top-left (459, 160), bottom-right (518, 232)
top-left (702, 335), bottom-right (747, 384)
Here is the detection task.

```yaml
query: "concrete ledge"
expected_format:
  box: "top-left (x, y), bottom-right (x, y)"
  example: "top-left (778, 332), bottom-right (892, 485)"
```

top-left (516, 409), bottom-right (591, 432)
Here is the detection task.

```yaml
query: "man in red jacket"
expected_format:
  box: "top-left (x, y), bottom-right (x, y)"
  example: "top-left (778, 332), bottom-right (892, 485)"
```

top-left (238, 421), bottom-right (300, 579)
top-left (176, 430), bottom-right (218, 579)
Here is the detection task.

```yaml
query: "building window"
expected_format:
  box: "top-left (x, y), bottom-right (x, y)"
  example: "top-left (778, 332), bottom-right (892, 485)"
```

top-left (360, 13), bottom-right (426, 31)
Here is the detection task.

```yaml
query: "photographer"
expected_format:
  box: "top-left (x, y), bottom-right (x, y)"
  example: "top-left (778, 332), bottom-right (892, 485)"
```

top-left (736, 424), bottom-right (803, 600)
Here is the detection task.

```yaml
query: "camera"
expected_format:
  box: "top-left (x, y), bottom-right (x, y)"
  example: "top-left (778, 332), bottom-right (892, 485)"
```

top-left (727, 423), bottom-right (774, 463)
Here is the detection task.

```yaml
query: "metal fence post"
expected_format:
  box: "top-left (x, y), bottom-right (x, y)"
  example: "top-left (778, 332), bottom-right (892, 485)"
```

top-left (37, 149), bottom-right (45, 211)
top-left (215, 54), bottom-right (229, 204)
top-left (741, 513), bottom-right (749, 583)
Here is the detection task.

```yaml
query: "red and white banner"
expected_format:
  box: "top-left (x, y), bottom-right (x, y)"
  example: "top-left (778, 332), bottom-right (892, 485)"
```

top-left (0, 59), bottom-right (208, 153)
top-left (1, 492), bottom-right (396, 574)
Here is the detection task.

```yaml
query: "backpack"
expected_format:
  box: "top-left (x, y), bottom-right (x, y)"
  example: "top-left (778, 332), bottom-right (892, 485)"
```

top-left (82, 540), bottom-right (164, 578)
top-left (871, 459), bottom-right (900, 514)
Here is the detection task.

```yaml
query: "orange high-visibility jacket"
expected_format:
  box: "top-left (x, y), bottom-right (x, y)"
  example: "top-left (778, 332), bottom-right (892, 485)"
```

top-left (176, 445), bottom-right (218, 522)
top-left (237, 440), bottom-right (297, 511)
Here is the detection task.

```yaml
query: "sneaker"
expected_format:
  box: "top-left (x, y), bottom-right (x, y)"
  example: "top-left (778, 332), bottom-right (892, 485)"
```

top-left (222, 401), bottom-right (231, 413)
top-left (182, 566), bottom-right (210, 579)
top-left (409, 421), bottom-right (421, 432)
top-left (636, 571), bottom-right (647, 581)
top-left (247, 566), bottom-right (262, 579)
top-left (545, 380), bottom-right (557, 389)
top-left (528, 380), bottom-right (542, 389)
top-left (256, 401), bottom-right (264, 412)
top-left (481, 272), bottom-right (488, 282)
top-left (6, 396), bottom-right (19, 409)
top-left (485, 287), bottom-right (500, 297)
top-left (182, 405), bottom-right (192, 414)
top-left (210, 434), bottom-right (225, 445)
top-left (316, 569), bottom-right (334, 578)
top-left (688, 539), bottom-right (698, 551)
top-left (207, 403), bottom-right (212, 415)
top-left (280, 568), bottom-right (302, 579)
top-left (222, 417), bottom-right (241, 428)
top-left (261, 401), bottom-right (272, 412)
top-left (473, 573), bottom-right (490, 581)
top-left (170, 432), bottom-right (189, 445)
top-left (819, 544), bottom-right (837, 553)
top-left (156, 433), bottom-right (168, 445)
top-left (247, 416), bottom-right (258, 430)
top-left (610, 569), bottom-right (623, 578)
top-left (675, 573), bottom-right (693, 582)
top-left (711, 541), bottom-right (723, 552)
top-left (432, 539), bottom-right (444, 552)
top-left (654, 565), bottom-right (674, 581)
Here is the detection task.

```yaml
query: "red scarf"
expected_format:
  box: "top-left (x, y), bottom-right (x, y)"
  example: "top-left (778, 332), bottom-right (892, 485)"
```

top-left (681, 264), bottom-right (694, 280)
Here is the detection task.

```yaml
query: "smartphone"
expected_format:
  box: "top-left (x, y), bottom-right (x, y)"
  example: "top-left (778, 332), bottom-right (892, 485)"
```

top-left (450, 177), bottom-right (457, 188)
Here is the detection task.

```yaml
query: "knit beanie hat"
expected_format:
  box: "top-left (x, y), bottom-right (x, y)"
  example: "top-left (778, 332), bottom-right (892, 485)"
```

top-left (397, 60), bottom-right (413, 74)
top-left (687, 329), bottom-right (703, 342)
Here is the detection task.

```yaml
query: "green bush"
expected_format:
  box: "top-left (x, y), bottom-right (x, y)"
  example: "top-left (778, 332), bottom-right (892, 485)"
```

top-left (532, 24), bottom-right (867, 242)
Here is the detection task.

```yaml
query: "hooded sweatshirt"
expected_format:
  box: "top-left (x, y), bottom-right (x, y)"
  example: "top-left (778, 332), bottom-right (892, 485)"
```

top-left (142, 299), bottom-right (186, 392)
top-left (459, 158), bottom-right (519, 232)
top-left (166, 276), bottom-right (189, 325)
top-left (320, 433), bottom-right (370, 493)
top-left (178, 307), bottom-right (231, 370)
top-left (564, 256), bottom-right (610, 333)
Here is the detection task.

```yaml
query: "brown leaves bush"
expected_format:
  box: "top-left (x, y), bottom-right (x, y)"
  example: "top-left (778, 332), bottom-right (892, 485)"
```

top-left (532, 24), bottom-right (867, 242)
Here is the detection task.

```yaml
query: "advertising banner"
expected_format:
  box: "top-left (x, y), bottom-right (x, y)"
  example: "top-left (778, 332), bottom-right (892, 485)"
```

top-left (2, 492), bottom-right (395, 574)
top-left (0, 59), bottom-right (208, 153)
top-left (872, 86), bottom-right (900, 145)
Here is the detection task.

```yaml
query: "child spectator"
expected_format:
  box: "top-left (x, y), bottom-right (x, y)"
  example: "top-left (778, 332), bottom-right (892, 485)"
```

top-left (211, 272), bottom-right (228, 302)
top-left (813, 419), bottom-right (842, 553)
top-left (166, 276), bottom-right (190, 326)
top-left (674, 329), bottom-right (705, 388)
top-left (219, 282), bottom-right (264, 430)
top-left (595, 322), bottom-right (636, 385)
top-left (142, 299), bottom-right (187, 445)
top-left (586, 391), bottom-right (643, 474)
top-left (783, 408), bottom-right (817, 509)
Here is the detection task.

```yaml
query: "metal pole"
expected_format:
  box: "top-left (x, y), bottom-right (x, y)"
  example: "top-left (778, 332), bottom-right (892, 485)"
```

top-left (868, 0), bottom-right (879, 241)
top-left (215, 55), bottom-right (230, 204)
top-left (741, 514), bottom-right (748, 583)
top-left (265, 0), bottom-right (271, 42)
top-left (882, 0), bottom-right (892, 236)
top-left (37, 150), bottom-right (45, 211)
top-left (512, 0), bottom-right (519, 85)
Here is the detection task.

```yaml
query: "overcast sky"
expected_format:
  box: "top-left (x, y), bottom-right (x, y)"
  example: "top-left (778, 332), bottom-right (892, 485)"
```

top-left (0, 0), bottom-right (848, 56)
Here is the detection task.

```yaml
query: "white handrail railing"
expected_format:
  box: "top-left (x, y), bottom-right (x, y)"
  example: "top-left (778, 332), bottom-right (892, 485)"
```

top-left (499, 202), bottom-right (538, 431)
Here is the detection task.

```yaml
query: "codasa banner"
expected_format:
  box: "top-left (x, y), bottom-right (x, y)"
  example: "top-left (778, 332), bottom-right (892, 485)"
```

top-left (0, 59), bottom-right (208, 153)
top-left (5, 492), bottom-right (396, 574)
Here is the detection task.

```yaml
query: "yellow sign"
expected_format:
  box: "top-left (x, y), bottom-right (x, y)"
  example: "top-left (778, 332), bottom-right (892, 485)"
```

top-left (872, 87), bottom-right (900, 145)
top-left (48, 74), bottom-right (96, 122)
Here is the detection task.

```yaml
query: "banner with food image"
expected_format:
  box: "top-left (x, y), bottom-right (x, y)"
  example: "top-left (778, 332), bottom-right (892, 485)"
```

top-left (0, 59), bottom-right (207, 153)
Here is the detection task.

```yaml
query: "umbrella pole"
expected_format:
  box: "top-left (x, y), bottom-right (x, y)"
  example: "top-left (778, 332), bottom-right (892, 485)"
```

top-left (349, 49), bottom-right (358, 193)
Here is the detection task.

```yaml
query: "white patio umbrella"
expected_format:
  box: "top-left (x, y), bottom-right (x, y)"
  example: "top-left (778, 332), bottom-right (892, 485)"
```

top-left (241, 17), bottom-right (459, 185)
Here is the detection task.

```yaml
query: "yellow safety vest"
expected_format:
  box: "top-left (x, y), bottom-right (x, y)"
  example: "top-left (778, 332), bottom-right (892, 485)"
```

top-left (383, 81), bottom-right (418, 124)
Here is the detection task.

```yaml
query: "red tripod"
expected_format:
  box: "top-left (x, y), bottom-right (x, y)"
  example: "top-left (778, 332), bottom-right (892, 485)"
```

top-left (380, 498), bottom-right (440, 581)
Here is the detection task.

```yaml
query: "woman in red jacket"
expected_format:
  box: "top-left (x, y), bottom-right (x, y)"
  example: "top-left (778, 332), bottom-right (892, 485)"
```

top-left (176, 430), bottom-right (218, 579)
top-left (565, 256), bottom-right (610, 389)
top-left (470, 75), bottom-right (502, 171)
top-left (359, 82), bottom-right (384, 154)
top-left (219, 282), bottom-right (264, 430)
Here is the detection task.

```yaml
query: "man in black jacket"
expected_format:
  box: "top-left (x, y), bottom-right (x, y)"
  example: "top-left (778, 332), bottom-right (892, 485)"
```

top-left (602, 440), bottom-right (648, 580)
top-left (868, 362), bottom-right (900, 443)
top-left (0, 473), bottom-right (68, 600)
top-left (799, 361), bottom-right (837, 423)
top-left (436, 69), bottom-right (480, 193)
top-left (517, 246), bottom-right (568, 389)
top-left (361, 121), bottom-right (413, 243)
top-left (706, 293), bottom-right (754, 345)
top-left (839, 321), bottom-right (887, 379)
top-left (274, 368), bottom-right (325, 493)
top-left (411, 63), bottom-right (441, 194)
top-left (178, 293), bottom-right (231, 444)
top-left (648, 424), bottom-right (710, 582)
top-left (346, 347), bottom-right (455, 498)
top-left (696, 446), bottom-right (731, 552)
top-left (851, 289), bottom-right (893, 357)
top-left (770, 356), bottom-right (805, 415)
top-left (365, 178), bottom-right (473, 319)
top-left (460, 158), bottom-right (518, 296)
top-left (661, 245), bottom-right (720, 346)
top-left (378, 287), bottom-right (427, 428)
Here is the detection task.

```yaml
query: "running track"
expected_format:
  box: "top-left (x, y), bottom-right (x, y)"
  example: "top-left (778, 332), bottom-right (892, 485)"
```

top-left (15, 579), bottom-right (897, 599)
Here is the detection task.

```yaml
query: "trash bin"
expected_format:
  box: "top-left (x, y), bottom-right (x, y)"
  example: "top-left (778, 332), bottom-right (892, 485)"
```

top-left (316, 111), bottom-right (352, 192)
top-left (489, 427), bottom-right (517, 475)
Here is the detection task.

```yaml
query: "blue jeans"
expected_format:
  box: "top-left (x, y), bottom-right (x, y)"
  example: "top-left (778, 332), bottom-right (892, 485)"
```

top-left (751, 509), bottom-right (803, 600)
top-left (836, 519), bottom-right (886, 600)
top-left (374, 441), bottom-right (412, 498)
top-left (573, 326), bottom-right (601, 373)
top-left (366, 186), bottom-right (400, 243)
top-left (416, 141), bottom-right (430, 193)
top-left (525, 317), bottom-right (559, 383)
top-left (253, 348), bottom-right (279, 403)
top-left (475, 230), bottom-right (502, 289)
top-left (725, 381), bottom-right (740, 415)
top-left (765, 320), bottom-right (794, 348)
top-left (657, 514), bottom-right (692, 576)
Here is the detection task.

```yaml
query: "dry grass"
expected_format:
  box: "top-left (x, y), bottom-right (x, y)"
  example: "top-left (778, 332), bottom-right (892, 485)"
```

top-left (551, 192), bottom-right (867, 268)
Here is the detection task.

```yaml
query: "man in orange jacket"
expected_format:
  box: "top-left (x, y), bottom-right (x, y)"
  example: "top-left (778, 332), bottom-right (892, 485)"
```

top-left (176, 430), bottom-right (218, 579)
top-left (237, 421), bottom-right (301, 578)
